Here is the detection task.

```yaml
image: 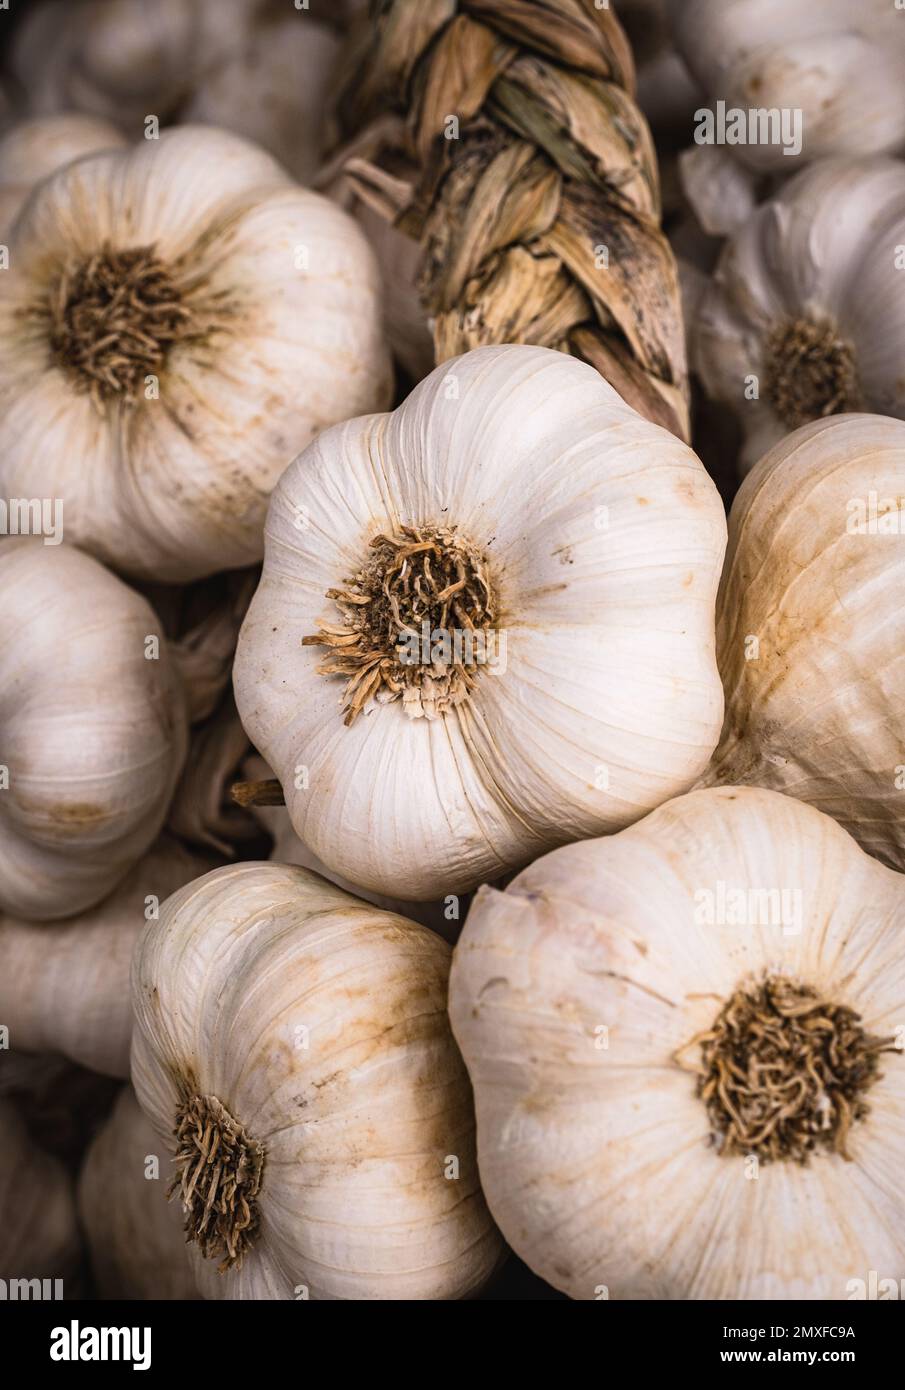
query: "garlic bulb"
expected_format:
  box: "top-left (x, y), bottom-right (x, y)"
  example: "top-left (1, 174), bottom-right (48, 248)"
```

top-left (707, 412), bottom-right (905, 873)
top-left (0, 1097), bottom-right (81, 1286)
top-left (0, 125), bottom-right (390, 583)
top-left (673, 0), bottom-right (905, 170)
top-left (0, 540), bottom-right (187, 921)
top-left (0, 113), bottom-right (126, 231)
top-left (131, 861), bottom-right (503, 1299)
top-left (450, 785), bottom-right (905, 1300)
top-left (78, 1087), bottom-right (199, 1299)
top-left (184, 13), bottom-right (342, 186)
top-left (0, 837), bottom-right (217, 1079)
top-left (11, 0), bottom-right (255, 131)
top-left (695, 157), bottom-right (905, 469)
top-left (234, 344), bottom-right (727, 901)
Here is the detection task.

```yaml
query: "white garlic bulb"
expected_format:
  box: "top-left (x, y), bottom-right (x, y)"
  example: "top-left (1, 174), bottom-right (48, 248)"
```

top-left (673, 0), bottom-right (905, 170)
top-left (10, 0), bottom-right (256, 131)
top-left (184, 13), bottom-right (342, 186)
top-left (0, 113), bottom-right (126, 231)
top-left (0, 837), bottom-right (217, 1079)
top-left (0, 541), bottom-right (187, 921)
top-left (0, 125), bottom-right (391, 582)
top-left (0, 1097), bottom-right (81, 1286)
top-left (78, 1087), bottom-right (199, 1299)
top-left (131, 861), bottom-right (503, 1300)
top-left (695, 157), bottom-right (905, 469)
top-left (706, 412), bottom-right (905, 873)
top-left (450, 785), bottom-right (905, 1300)
top-left (234, 344), bottom-right (727, 901)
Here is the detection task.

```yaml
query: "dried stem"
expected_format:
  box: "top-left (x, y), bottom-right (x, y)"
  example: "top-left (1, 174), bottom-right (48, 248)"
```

top-left (170, 1093), bottom-right (265, 1273)
top-left (334, 0), bottom-right (689, 439)
top-left (304, 523), bottom-right (497, 724)
top-left (764, 316), bottom-right (862, 430)
top-left (675, 976), bottom-right (898, 1165)
top-left (230, 778), bottom-right (286, 808)
top-left (44, 244), bottom-right (199, 410)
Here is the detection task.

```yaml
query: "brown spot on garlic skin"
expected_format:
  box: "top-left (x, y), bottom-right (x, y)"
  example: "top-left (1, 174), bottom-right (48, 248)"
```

top-left (17, 800), bottom-right (110, 832)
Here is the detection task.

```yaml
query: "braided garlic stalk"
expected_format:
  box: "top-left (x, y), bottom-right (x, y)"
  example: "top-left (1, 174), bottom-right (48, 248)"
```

top-left (334, 0), bottom-right (690, 439)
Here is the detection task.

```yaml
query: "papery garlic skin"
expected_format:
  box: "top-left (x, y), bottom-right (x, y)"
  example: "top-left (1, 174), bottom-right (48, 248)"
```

top-left (695, 158), bottom-right (905, 470)
top-left (130, 862), bottom-right (503, 1300)
top-left (673, 0), bottom-right (905, 171)
top-left (0, 837), bottom-right (216, 1079)
top-left (450, 785), bottom-right (905, 1300)
top-left (78, 1087), bottom-right (199, 1299)
top-left (0, 125), bottom-right (391, 583)
top-left (234, 345), bottom-right (727, 902)
top-left (708, 413), bottom-right (905, 873)
top-left (678, 144), bottom-right (759, 241)
top-left (0, 113), bottom-right (126, 232)
top-left (242, 755), bottom-right (459, 943)
top-left (0, 1097), bottom-right (81, 1284)
top-left (0, 541), bottom-right (188, 920)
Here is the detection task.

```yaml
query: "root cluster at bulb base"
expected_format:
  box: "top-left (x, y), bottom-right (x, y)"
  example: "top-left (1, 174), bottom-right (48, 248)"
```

top-left (676, 976), bottom-right (897, 1165)
top-left (764, 316), bottom-right (862, 430)
top-left (305, 523), bottom-right (499, 724)
top-left (45, 244), bottom-right (197, 409)
top-left (171, 1092), bottom-right (265, 1272)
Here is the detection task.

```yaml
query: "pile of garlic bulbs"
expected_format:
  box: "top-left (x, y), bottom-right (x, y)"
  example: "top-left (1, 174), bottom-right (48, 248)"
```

top-left (674, 0), bottom-right (905, 171)
top-left (4, 0), bottom-right (905, 1314)
top-left (8, 0), bottom-right (346, 179)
